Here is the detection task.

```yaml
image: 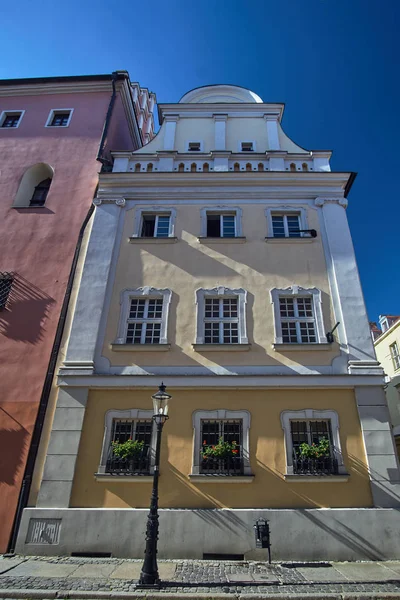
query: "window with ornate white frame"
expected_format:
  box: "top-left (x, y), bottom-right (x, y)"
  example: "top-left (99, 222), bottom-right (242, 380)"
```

top-left (114, 287), bottom-right (172, 346)
top-left (280, 409), bottom-right (347, 476)
top-left (195, 287), bottom-right (248, 346)
top-left (97, 409), bottom-right (156, 475)
top-left (131, 207), bottom-right (177, 238)
top-left (200, 206), bottom-right (243, 238)
top-left (265, 206), bottom-right (309, 238)
top-left (270, 286), bottom-right (327, 345)
top-left (191, 409), bottom-right (252, 477)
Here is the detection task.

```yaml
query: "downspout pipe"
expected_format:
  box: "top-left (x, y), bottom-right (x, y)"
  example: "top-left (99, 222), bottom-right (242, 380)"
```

top-left (7, 203), bottom-right (94, 554)
top-left (96, 72), bottom-right (118, 170)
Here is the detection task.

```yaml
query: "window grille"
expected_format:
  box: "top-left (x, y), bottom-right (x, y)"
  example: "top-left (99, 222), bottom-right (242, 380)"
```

top-left (29, 178), bottom-right (51, 207)
top-left (106, 418), bottom-right (152, 475)
top-left (271, 214), bottom-right (301, 238)
top-left (188, 142), bottom-right (201, 151)
top-left (206, 213), bottom-right (236, 238)
top-left (200, 419), bottom-right (243, 475)
top-left (50, 112), bottom-right (70, 127)
top-left (290, 419), bottom-right (338, 475)
top-left (141, 214), bottom-right (170, 238)
top-left (204, 297), bottom-right (238, 344)
top-left (126, 298), bottom-right (163, 344)
top-left (0, 273), bottom-right (13, 309)
top-left (279, 297), bottom-right (316, 343)
top-left (390, 342), bottom-right (400, 371)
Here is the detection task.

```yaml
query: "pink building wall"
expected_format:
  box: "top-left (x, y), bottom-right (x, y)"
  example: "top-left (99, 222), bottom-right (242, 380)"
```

top-left (0, 75), bottom-right (155, 552)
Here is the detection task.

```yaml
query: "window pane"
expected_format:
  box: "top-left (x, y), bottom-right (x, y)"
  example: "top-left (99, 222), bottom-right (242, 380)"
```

top-left (155, 216), bottom-right (170, 238)
top-left (280, 298), bottom-right (294, 317)
top-left (207, 214), bottom-right (221, 237)
top-left (299, 322), bottom-right (316, 343)
top-left (141, 215), bottom-right (156, 237)
top-left (282, 322), bottom-right (298, 343)
top-left (204, 322), bottom-right (220, 343)
top-left (51, 113), bottom-right (70, 126)
top-left (205, 298), bottom-right (220, 318)
top-left (147, 299), bottom-right (163, 318)
top-left (290, 421), bottom-right (308, 453)
top-left (223, 298), bottom-right (238, 317)
top-left (222, 215), bottom-right (235, 237)
top-left (2, 115), bottom-right (20, 128)
top-left (272, 215), bottom-right (285, 238)
top-left (287, 215), bottom-right (301, 237)
top-left (297, 297), bottom-right (313, 317)
top-left (309, 421), bottom-right (330, 445)
top-left (135, 420), bottom-right (153, 445)
top-left (129, 299), bottom-right (146, 318)
top-left (112, 419), bottom-right (135, 443)
top-left (126, 322), bottom-right (142, 344)
top-left (223, 322), bottom-right (238, 343)
top-left (144, 323), bottom-right (161, 344)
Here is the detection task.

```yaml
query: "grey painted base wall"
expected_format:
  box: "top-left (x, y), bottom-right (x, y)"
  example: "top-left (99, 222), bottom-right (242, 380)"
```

top-left (17, 507), bottom-right (400, 561)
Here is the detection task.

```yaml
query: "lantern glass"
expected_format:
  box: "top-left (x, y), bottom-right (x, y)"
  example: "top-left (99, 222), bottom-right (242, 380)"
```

top-left (151, 383), bottom-right (171, 417)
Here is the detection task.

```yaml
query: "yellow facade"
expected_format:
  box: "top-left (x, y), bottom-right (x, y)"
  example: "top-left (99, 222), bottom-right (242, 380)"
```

top-left (374, 321), bottom-right (400, 380)
top-left (70, 388), bottom-right (373, 510)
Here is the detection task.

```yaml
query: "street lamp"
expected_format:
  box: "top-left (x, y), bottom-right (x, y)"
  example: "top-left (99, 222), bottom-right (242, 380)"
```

top-left (138, 383), bottom-right (171, 587)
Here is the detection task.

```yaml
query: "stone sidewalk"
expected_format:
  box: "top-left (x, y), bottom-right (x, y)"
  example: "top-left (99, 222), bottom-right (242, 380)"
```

top-left (2, 555), bottom-right (400, 598)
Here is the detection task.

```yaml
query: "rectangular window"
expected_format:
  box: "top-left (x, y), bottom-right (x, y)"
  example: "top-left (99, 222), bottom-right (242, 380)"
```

top-left (0, 273), bottom-right (13, 309)
top-left (126, 298), bottom-right (163, 344)
top-left (241, 142), bottom-right (253, 151)
top-left (200, 419), bottom-right (243, 475)
top-left (1, 112), bottom-right (23, 128)
top-left (279, 297), bottom-right (316, 343)
top-left (188, 142), bottom-right (201, 151)
top-left (271, 214), bottom-right (301, 238)
top-left (290, 420), bottom-right (337, 475)
top-left (106, 418), bottom-right (152, 475)
top-left (50, 112), bottom-right (70, 127)
top-left (204, 297), bottom-right (238, 344)
top-left (141, 214), bottom-right (170, 238)
top-left (206, 213), bottom-right (236, 238)
top-left (390, 342), bottom-right (400, 371)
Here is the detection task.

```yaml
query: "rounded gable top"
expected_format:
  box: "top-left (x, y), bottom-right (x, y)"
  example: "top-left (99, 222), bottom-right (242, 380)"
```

top-left (179, 84), bottom-right (263, 104)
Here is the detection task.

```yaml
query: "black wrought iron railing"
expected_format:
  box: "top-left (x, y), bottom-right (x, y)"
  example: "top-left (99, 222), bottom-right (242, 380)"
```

top-left (200, 454), bottom-right (244, 475)
top-left (293, 449), bottom-right (339, 476)
top-left (106, 446), bottom-right (151, 475)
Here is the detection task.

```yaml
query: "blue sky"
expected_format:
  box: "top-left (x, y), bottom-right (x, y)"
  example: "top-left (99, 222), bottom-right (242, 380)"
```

top-left (2, 0), bottom-right (399, 322)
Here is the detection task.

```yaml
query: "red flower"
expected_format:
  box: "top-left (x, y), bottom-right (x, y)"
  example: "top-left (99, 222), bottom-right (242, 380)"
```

top-left (203, 440), bottom-right (207, 445)
top-left (232, 449), bottom-right (238, 454)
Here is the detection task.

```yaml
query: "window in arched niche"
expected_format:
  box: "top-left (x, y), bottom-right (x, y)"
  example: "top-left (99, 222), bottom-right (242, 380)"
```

top-left (13, 163), bottom-right (53, 208)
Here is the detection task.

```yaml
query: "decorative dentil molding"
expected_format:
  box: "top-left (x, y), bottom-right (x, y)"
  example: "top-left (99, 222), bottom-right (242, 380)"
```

top-left (315, 197), bottom-right (348, 208)
top-left (93, 198), bottom-right (126, 207)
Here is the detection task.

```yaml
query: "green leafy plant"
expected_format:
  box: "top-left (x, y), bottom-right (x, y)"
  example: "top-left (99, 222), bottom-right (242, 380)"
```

top-left (299, 437), bottom-right (330, 459)
top-left (111, 438), bottom-right (144, 460)
top-left (202, 437), bottom-right (239, 459)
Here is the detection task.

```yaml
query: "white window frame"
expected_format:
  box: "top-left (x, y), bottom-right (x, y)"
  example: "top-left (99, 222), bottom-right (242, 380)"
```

top-left (0, 110), bottom-right (25, 129)
top-left (390, 342), bottom-right (400, 371)
top-left (191, 409), bottom-right (251, 475)
top-left (270, 286), bottom-right (327, 344)
top-left (280, 409), bottom-right (346, 475)
top-left (114, 287), bottom-right (172, 345)
top-left (45, 108), bottom-right (74, 128)
top-left (132, 207), bottom-right (176, 238)
top-left (265, 206), bottom-right (308, 238)
top-left (195, 286), bottom-right (248, 344)
top-left (187, 140), bottom-right (203, 152)
top-left (200, 206), bottom-right (243, 238)
top-left (97, 409), bottom-right (156, 474)
top-left (239, 140), bottom-right (256, 152)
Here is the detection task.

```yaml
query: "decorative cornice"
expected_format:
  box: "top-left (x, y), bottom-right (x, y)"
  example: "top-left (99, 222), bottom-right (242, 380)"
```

top-left (315, 197), bottom-right (348, 208)
top-left (93, 197), bottom-right (126, 207)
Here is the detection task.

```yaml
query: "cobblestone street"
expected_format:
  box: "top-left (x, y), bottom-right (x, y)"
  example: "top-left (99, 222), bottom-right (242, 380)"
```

top-left (1, 555), bottom-right (400, 599)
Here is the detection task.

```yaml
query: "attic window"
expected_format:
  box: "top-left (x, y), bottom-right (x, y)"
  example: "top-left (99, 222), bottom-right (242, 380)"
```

top-left (241, 142), bottom-right (253, 152)
top-left (188, 142), bottom-right (201, 152)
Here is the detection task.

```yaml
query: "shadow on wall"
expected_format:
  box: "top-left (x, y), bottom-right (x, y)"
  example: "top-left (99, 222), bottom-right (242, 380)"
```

top-left (0, 408), bottom-right (30, 485)
top-left (0, 274), bottom-right (55, 343)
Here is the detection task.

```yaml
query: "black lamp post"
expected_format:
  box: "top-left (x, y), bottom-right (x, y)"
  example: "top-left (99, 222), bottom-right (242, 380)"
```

top-left (138, 383), bottom-right (171, 587)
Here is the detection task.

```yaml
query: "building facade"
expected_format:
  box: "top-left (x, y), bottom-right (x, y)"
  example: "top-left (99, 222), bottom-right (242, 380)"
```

top-left (17, 85), bottom-right (400, 560)
top-left (0, 73), bottom-right (156, 553)
top-left (372, 316), bottom-right (400, 456)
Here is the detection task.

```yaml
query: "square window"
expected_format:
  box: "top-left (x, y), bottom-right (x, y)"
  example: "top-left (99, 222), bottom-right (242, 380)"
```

top-left (141, 214), bottom-right (171, 238)
top-left (46, 109), bottom-right (73, 127)
top-left (188, 142), bottom-right (201, 151)
top-left (206, 213), bottom-right (236, 238)
top-left (241, 142), bottom-right (253, 151)
top-left (272, 214), bottom-right (301, 238)
top-left (1, 112), bottom-right (23, 128)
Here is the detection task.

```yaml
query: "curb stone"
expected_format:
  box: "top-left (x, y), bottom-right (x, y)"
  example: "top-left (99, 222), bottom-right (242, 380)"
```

top-left (2, 592), bottom-right (400, 600)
